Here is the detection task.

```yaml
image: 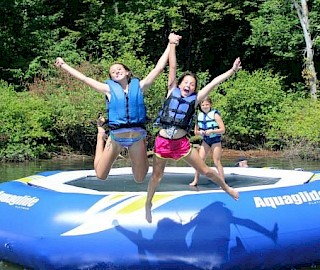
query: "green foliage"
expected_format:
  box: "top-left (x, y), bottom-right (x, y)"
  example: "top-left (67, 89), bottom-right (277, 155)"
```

top-left (207, 69), bottom-right (320, 156)
top-left (310, 0), bottom-right (320, 47)
top-left (1, 60), bottom-right (320, 161)
top-left (0, 0), bottom-right (319, 160)
top-left (0, 81), bottom-right (53, 161)
top-left (0, 0), bottom-right (63, 85)
top-left (246, 1), bottom-right (301, 58)
top-left (212, 69), bottom-right (286, 149)
top-left (1, 0), bottom-right (318, 94)
top-left (267, 95), bottom-right (320, 154)
top-left (26, 32), bottom-right (87, 81)
top-left (39, 62), bottom-right (107, 154)
top-left (244, 0), bottom-right (320, 96)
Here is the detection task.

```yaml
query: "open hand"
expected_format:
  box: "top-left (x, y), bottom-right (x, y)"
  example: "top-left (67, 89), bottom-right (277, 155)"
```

top-left (232, 57), bottom-right (242, 72)
top-left (55, 57), bottom-right (65, 68)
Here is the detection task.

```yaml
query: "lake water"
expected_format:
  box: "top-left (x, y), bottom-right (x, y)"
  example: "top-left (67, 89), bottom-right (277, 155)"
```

top-left (0, 155), bottom-right (319, 269)
top-left (1, 155), bottom-right (320, 183)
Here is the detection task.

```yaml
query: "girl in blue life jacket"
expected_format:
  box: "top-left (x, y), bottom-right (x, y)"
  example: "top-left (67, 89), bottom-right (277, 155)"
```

top-left (189, 96), bottom-right (226, 186)
top-left (145, 34), bottom-right (241, 223)
top-left (54, 33), bottom-right (181, 182)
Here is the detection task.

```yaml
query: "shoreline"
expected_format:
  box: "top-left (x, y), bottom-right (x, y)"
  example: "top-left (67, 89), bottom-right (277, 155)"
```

top-left (50, 148), bottom-right (283, 160)
top-left (221, 149), bottom-right (283, 158)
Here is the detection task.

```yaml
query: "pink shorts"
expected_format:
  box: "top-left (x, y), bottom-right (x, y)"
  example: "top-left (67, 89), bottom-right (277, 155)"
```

top-left (154, 135), bottom-right (191, 160)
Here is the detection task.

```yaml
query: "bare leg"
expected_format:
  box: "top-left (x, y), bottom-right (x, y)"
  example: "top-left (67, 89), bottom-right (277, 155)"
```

top-left (145, 156), bottom-right (167, 223)
top-left (128, 138), bottom-right (149, 183)
top-left (94, 123), bottom-right (107, 169)
top-left (190, 143), bottom-right (210, 186)
top-left (212, 142), bottom-right (225, 181)
top-left (185, 148), bottom-right (239, 200)
top-left (94, 122), bottom-right (122, 180)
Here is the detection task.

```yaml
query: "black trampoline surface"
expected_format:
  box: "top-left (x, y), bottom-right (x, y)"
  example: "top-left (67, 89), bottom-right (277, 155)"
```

top-left (66, 172), bottom-right (280, 192)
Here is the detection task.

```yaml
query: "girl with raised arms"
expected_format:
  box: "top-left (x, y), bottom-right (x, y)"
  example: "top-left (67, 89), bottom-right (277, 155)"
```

top-left (145, 34), bottom-right (241, 223)
top-left (55, 33), bottom-right (181, 182)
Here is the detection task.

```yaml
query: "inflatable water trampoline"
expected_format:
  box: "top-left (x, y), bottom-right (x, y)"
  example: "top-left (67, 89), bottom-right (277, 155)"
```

top-left (0, 166), bottom-right (320, 269)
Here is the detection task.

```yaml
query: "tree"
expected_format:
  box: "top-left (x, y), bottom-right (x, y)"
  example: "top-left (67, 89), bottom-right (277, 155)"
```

top-left (245, 0), bottom-right (319, 98)
top-left (0, 0), bottom-right (70, 87)
top-left (292, 0), bottom-right (317, 99)
top-left (68, 0), bottom-right (246, 75)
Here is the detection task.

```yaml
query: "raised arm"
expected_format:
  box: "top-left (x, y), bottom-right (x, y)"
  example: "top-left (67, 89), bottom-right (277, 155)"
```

top-left (197, 57), bottom-right (241, 103)
top-left (55, 57), bottom-right (109, 95)
top-left (166, 33), bottom-right (182, 97)
top-left (140, 33), bottom-right (181, 92)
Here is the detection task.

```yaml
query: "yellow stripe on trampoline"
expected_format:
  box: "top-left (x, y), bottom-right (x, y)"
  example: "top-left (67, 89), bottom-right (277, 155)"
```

top-left (108, 194), bottom-right (127, 201)
top-left (15, 175), bottom-right (45, 183)
top-left (310, 172), bottom-right (320, 182)
top-left (117, 194), bottom-right (176, 214)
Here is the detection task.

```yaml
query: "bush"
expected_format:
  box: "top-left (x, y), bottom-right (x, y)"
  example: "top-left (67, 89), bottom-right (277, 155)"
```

top-left (211, 69), bottom-right (286, 149)
top-left (32, 62), bottom-right (107, 155)
top-left (0, 81), bottom-right (54, 161)
top-left (267, 95), bottom-right (320, 158)
top-left (2, 58), bottom-right (320, 161)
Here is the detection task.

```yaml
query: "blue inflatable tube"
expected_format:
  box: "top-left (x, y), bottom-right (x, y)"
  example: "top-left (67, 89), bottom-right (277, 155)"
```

top-left (0, 167), bottom-right (319, 269)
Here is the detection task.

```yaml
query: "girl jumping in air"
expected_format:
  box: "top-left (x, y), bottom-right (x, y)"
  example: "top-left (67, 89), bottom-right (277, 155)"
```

top-left (145, 34), bottom-right (241, 223)
top-left (55, 33), bottom-right (181, 182)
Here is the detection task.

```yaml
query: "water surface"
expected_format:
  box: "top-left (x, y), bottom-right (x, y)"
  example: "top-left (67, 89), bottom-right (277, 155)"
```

top-left (0, 155), bottom-right (319, 183)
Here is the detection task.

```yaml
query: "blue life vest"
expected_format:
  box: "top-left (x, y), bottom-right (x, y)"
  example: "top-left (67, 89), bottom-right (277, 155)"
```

top-left (197, 109), bottom-right (221, 138)
top-left (105, 78), bottom-right (146, 129)
top-left (155, 87), bottom-right (197, 130)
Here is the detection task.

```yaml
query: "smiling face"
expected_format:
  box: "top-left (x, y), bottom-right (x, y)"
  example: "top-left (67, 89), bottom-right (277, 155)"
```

top-left (178, 75), bottom-right (197, 97)
top-left (109, 63), bottom-right (130, 82)
top-left (200, 100), bottom-right (212, 113)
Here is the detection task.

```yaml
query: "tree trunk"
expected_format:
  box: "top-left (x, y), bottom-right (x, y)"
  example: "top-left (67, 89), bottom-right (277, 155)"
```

top-left (292, 0), bottom-right (317, 99)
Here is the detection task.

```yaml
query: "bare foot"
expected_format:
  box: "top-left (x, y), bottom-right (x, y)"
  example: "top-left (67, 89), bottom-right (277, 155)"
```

top-left (97, 114), bottom-right (106, 127)
top-left (189, 180), bottom-right (198, 186)
top-left (226, 187), bottom-right (239, 200)
top-left (97, 116), bottom-right (107, 140)
top-left (145, 203), bottom-right (152, 223)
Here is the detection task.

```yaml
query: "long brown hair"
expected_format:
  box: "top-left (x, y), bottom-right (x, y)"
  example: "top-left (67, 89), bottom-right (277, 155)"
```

top-left (177, 71), bottom-right (198, 91)
top-left (109, 62), bottom-right (134, 82)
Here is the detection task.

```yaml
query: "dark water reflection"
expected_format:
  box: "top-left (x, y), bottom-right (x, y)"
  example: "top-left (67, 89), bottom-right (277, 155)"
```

top-left (0, 155), bottom-right (319, 269)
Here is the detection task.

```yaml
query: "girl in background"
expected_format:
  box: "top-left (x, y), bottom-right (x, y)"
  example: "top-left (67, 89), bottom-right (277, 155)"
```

top-left (190, 96), bottom-right (225, 186)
